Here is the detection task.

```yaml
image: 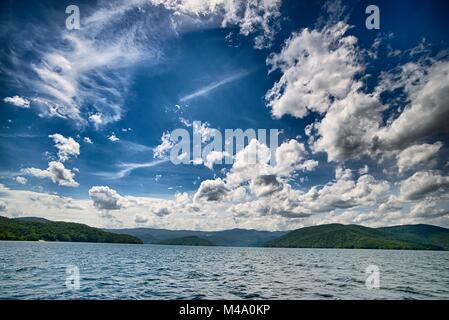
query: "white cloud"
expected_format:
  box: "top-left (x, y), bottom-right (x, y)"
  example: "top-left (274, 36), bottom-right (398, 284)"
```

top-left (94, 159), bottom-right (168, 179)
top-left (275, 139), bottom-right (317, 176)
top-left (153, 131), bottom-right (175, 159)
top-left (22, 161), bottom-right (79, 187)
top-left (193, 121), bottom-right (216, 143)
top-left (397, 142), bottom-right (442, 173)
top-left (108, 134), bottom-right (120, 142)
top-left (89, 113), bottom-right (104, 127)
top-left (204, 151), bottom-right (229, 169)
top-left (358, 165), bottom-right (369, 175)
top-left (153, 122), bottom-right (219, 163)
top-left (89, 186), bottom-right (124, 210)
top-left (83, 137), bottom-right (93, 144)
top-left (180, 71), bottom-right (250, 102)
top-left (226, 139), bottom-right (273, 187)
top-left (14, 176), bottom-right (28, 185)
top-left (48, 133), bottom-right (80, 162)
top-left (265, 18), bottom-right (449, 165)
top-left (194, 178), bottom-right (229, 202)
top-left (3, 96), bottom-right (30, 108)
top-left (266, 22), bottom-right (361, 118)
top-left (250, 174), bottom-right (283, 197)
top-left (295, 168), bottom-right (390, 215)
top-left (377, 61), bottom-right (449, 149)
top-left (152, 0), bottom-right (282, 49)
top-left (313, 90), bottom-right (384, 162)
top-left (3, 1), bottom-right (281, 126)
top-left (0, 200), bottom-right (6, 212)
top-left (410, 198), bottom-right (449, 219)
top-left (400, 171), bottom-right (449, 200)
top-left (135, 214), bottom-right (149, 224)
top-left (153, 207), bottom-right (171, 217)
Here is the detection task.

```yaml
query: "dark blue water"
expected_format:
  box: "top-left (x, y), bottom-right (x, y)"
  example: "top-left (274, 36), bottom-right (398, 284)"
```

top-left (1, 241), bottom-right (449, 299)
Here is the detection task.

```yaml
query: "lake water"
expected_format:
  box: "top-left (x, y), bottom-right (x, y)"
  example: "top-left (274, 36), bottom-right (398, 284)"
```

top-left (1, 241), bottom-right (449, 299)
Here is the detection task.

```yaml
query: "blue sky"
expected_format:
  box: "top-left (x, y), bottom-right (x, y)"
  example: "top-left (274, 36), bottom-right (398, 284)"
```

top-left (1, 0), bottom-right (449, 230)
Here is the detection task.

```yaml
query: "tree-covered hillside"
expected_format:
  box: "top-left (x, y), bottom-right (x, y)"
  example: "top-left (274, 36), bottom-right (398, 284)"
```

top-left (156, 236), bottom-right (216, 246)
top-left (265, 224), bottom-right (444, 250)
top-left (0, 216), bottom-right (142, 244)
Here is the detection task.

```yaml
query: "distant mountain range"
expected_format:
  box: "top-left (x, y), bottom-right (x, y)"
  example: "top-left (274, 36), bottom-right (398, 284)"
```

top-left (0, 216), bottom-right (142, 244)
top-left (105, 227), bottom-right (287, 247)
top-left (108, 223), bottom-right (449, 250)
top-left (2, 216), bottom-right (449, 251)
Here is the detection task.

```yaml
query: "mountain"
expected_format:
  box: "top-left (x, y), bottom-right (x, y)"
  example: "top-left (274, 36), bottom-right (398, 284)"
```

top-left (0, 216), bottom-right (142, 244)
top-left (379, 224), bottom-right (449, 250)
top-left (106, 228), bottom-right (287, 247)
top-left (264, 224), bottom-right (445, 250)
top-left (13, 217), bottom-right (51, 223)
top-left (156, 236), bottom-right (215, 246)
top-left (4, 217), bottom-right (447, 250)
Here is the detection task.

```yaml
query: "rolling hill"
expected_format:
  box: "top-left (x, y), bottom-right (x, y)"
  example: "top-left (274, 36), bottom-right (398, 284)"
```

top-left (0, 216), bottom-right (142, 244)
top-left (379, 224), bottom-right (449, 250)
top-left (105, 227), bottom-right (287, 247)
top-left (3, 216), bottom-right (448, 250)
top-left (264, 224), bottom-right (445, 250)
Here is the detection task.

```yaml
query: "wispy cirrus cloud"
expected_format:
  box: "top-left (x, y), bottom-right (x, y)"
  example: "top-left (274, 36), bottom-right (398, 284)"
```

top-left (94, 159), bottom-right (168, 179)
top-left (1, 1), bottom-right (280, 128)
top-left (180, 70), bottom-right (251, 102)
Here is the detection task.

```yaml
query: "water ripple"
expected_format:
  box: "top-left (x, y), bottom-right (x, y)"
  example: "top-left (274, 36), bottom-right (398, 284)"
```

top-left (1, 241), bottom-right (449, 299)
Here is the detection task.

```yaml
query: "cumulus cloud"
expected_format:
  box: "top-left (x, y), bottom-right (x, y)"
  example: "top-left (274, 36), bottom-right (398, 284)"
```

top-left (89, 186), bottom-right (124, 210)
top-left (266, 22), bottom-right (361, 118)
top-left (153, 132), bottom-right (174, 159)
top-left (265, 16), bottom-right (449, 165)
top-left (194, 179), bottom-right (229, 202)
top-left (87, 186), bottom-right (193, 221)
top-left (295, 168), bottom-right (390, 214)
top-left (226, 139), bottom-right (273, 186)
top-left (250, 174), bottom-right (283, 197)
top-left (153, 207), bottom-right (171, 217)
top-left (312, 91), bottom-right (384, 161)
top-left (400, 171), bottom-right (449, 200)
top-left (193, 139), bottom-right (388, 221)
top-left (3, 96), bottom-right (30, 108)
top-left (22, 161), bottom-right (79, 187)
top-left (410, 198), bottom-right (449, 219)
top-left (275, 139), bottom-right (317, 176)
top-left (204, 151), bottom-right (230, 169)
top-left (377, 61), bottom-right (449, 149)
top-left (48, 133), bottom-right (80, 162)
top-left (135, 214), bottom-right (149, 224)
top-left (397, 142), bottom-right (442, 173)
top-left (14, 176), bottom-right (28, 185)
top-left (89, 113), bottom-right (104, 127)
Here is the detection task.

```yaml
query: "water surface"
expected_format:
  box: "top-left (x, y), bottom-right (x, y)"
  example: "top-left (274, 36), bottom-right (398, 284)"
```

top-left (1, 241), bottom-right (449, 299)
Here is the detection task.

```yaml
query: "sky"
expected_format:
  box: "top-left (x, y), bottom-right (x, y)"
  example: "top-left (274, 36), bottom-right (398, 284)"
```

top-left (0, 0), bottom-right (449, 231)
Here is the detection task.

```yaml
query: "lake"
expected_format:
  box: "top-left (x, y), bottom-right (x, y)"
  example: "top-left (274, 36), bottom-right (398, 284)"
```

top-left (1, 241), bottom-right (449, 299)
